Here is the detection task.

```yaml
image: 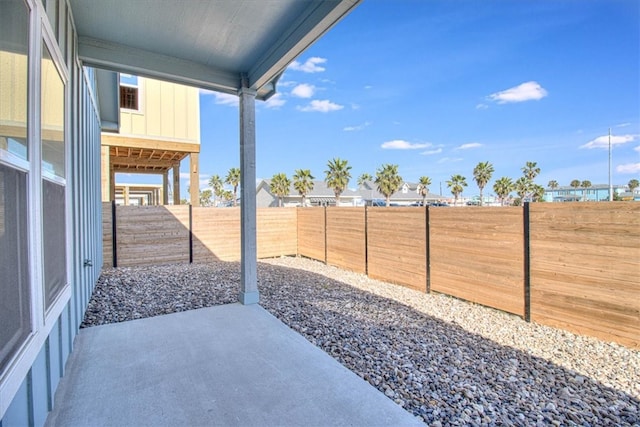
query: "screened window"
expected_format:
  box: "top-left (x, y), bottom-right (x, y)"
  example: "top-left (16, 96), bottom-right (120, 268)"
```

top-left (0, 164), bottom-right (30, 373)
top-left (41, 42), bottom-right (67, 310)
top-left (0, 0), bottom-right (31, 376)
top-left (119, 74), bottom-right (140, 110)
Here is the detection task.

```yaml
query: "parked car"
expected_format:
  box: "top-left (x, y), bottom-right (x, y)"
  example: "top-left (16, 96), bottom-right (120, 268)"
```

top-left (429, 202), bottom-right (449, 207)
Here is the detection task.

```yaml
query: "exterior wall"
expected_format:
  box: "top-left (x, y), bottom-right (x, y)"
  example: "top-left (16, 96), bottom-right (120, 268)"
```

top-left (1, 0), bottom-right (103, 425)
top-left (118, 77), bottom-right (200, 144)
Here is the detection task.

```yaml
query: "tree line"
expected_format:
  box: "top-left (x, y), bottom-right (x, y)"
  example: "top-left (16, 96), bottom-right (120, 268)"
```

top-left (200, 160), bottom-right (639, 207)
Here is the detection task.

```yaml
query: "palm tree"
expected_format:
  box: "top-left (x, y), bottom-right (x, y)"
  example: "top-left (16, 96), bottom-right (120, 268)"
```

top-left (417, 176), bottom-right (432, 205)
top-left (532, 184), bottom-right (546, 202)
top-left (522, 161), bottom-right (540, 181)
top-left (324, 158), bottom-right (352, 206)
top-left (358, 173), bottom-right (373, 188)
top-left (629, 179), bottom-right (640, 196)
top-left (493, 177), bottom-right (513, 206)
top-left (548, 180), bottom-right (558, 190)
top-left (446, 174), bottom-right (467, 206)
top-left (374, 164), bottom-right (403, 207)
top-left (225, 167), bottom-right (241, 207)
top-left (208, 174), bottom-right (223, 206)
top-left (514, 177), bottom-right (531, 201)
top-left (199, 189), bottom-right (212, 207)
top-left (220, 190), bottom-right (233, 205)
top-left (570, 179), bottom-right (580, 200)
top-left (580, 180), bottom-right (592, 201)
top-left (473, 161), bottom-right (494, 206)
top-left (293, 169), bottom-right (315, 207)
top-left (270, 173), bottom-right (291, 207)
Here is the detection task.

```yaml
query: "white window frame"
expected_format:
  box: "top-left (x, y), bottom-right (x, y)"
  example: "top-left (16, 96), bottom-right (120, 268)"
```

top-left (0, 0), bottom-right (72, 417)
top-left (119, 73), bottom-right (144, 114)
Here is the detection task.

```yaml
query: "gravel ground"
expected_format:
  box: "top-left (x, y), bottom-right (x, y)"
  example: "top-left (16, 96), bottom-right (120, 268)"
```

top-left (82, 257), bottom-right (640, 426)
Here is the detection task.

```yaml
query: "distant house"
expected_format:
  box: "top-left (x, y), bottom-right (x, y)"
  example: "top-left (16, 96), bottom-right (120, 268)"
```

top-left (544, 184), bottom-right (628, 202)
top-left (256, 179), bottom-right (444, 207)
top-left (101, 75), bottom-right (201, 206)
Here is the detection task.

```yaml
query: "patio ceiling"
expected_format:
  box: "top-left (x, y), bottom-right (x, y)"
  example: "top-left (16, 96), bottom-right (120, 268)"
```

top-left (69, 0), bottom-right (361, 100)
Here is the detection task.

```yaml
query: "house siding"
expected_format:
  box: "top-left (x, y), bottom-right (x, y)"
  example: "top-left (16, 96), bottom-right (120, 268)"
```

top-left (1, 0), bottom-right (103, 424)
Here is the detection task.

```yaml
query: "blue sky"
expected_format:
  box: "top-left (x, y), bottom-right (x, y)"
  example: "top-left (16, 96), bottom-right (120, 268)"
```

top-left (140, 0), bottom-right (639, 198)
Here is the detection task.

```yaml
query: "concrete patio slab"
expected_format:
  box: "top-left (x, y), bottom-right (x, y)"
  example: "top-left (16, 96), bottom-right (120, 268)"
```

top-left (45, 303), bottom-right (422, 426)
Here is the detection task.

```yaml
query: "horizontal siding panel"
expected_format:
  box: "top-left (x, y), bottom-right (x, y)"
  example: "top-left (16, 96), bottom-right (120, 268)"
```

top-left (429, 206), bottom-right (524, 316)
top-left (297, 208), bottom-right (326, 262)
top-left (529, 202), bottom-right (639, 349)
top-left (326, 207), bottom-right (366, 273)
top-left (367, 208), bottom-right (426, 292)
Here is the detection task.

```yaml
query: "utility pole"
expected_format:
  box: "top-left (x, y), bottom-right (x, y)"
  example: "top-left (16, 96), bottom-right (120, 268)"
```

top-left (609, 128), bottom-right (613, 201)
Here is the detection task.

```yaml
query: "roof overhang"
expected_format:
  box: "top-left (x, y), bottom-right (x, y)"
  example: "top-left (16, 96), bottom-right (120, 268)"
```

top-left (69, 0), bottom-right (361, 101)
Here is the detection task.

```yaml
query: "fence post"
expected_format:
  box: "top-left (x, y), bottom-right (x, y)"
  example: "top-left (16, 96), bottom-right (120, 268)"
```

top-left (364, 206), bottom-right (369, 276)
top-left (425, 205), bottom-right (430, 293)
top-left (523, 202), bottom-right (531, 322)
top-left (111, 200), bottom-right (117, 268)
top-left (324, 206), bottom-right (328, 264)
top-left (189, 204), bottom-right (193, 264)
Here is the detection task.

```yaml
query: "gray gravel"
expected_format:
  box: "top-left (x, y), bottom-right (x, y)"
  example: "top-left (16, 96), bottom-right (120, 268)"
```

top-left (82, 257), bottom-right (640, 426)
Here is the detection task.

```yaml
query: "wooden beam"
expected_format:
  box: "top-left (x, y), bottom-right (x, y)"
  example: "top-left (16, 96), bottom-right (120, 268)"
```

top-left (102, 133), bottom-right (200, 153)
top-left (111, 157), bottom-right (180, 168)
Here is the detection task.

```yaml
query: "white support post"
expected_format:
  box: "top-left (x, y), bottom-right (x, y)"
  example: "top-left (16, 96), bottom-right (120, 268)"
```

top-left (238, 85), bottom-right (258, 305)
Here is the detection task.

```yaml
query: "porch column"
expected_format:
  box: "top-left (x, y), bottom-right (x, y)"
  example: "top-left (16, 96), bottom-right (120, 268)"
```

top-left (238, 85), bottom-right (258, 305)
top-left (162, 171), bottom-right (169, 205)
top-left (109, 165), bottom-right (116, 201)
top-left (101, 145), bottom-right (110, 201)
top-left (173, 164), bottom-right (180, 205)
top-left (190, 152), bottom-right (200, 206)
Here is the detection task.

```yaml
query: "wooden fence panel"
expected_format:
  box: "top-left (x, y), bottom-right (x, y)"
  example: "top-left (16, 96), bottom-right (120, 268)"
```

top-left (116, 205), bottom-right (190, 267)
top-left (102, 202), bottom-right (113, 267)
top-left (530, 202), bottom-right (640, 348)
top-left (258, 208), bottom-right (298, 258)
top-left (429, 207), bottom-right (525, 316)
top-left (367, 208), bottom-right (426, 292)
top-left (192, 207), bottom-right (240, 262)
top-left (326, 207), bottom-right (366, 273)
top-left (297, 208), bottom-right (326, 262)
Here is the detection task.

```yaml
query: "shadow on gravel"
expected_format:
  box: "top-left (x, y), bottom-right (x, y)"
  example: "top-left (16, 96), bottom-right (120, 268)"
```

top-left (82, 260), bottom-right (639, 426)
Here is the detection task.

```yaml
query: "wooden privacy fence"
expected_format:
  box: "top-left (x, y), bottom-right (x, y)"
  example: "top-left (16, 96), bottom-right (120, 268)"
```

top-left (297, 204), bottom-right (639, 349)
top-left (102, 203), bottom-right (297, 267)
top-left (102, 202), bottom-right (639, 348)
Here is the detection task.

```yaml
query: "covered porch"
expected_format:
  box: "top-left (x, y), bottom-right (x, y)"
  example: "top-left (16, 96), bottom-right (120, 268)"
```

top-left (45, 303), bottom-right (420, 426)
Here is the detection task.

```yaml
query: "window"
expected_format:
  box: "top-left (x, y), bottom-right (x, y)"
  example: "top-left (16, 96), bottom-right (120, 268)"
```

top-left (120, 74), bottom-right (140, 110)
top-left (41, 43), bottom-right (67, 310)
top-left (0, 0), bottom-right (31, 376)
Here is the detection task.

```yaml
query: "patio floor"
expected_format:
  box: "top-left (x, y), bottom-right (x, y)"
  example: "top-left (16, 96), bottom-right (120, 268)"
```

top-left (45, 303), bottom-right (422, 427)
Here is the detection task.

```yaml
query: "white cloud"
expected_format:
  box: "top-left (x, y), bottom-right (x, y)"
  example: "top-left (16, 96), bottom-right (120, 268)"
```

top-left (212, 93), bottom-right (239, 107)
top-left (437, 157), bottom-right (463, 164)
top-left (634, 146), bottom-right (640, 152)
top-left (580, 134), bottom-right (638, 149)
top-left (264, 93), bottom-right (286, 108)
top-left (456, 143), bottom-right (483, 150)
top-left (616, 163), bottom-right (640, 174)
top-left (381, 140), bottom-right (431, 150)
top-left (343, 121), bottom-right (371, 132)
top-left (476, 103), bottom-right (489, 110)
top-left (616, 123), bottom-right (631, 128)
top-left (488, 81), bottom-right (548, 104)
top-left (420, 148), bottom-right (443, 155)
top-left (288, 57), bottom-right (327, 73)
top-left (291, 83), bottom-right (315, 98)
top-left (298, 100), bottom-right (343, 113)
top-left (364, 85), bottom-right (373, 90)
top-left (179, 173), bottom-right (190, 179)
